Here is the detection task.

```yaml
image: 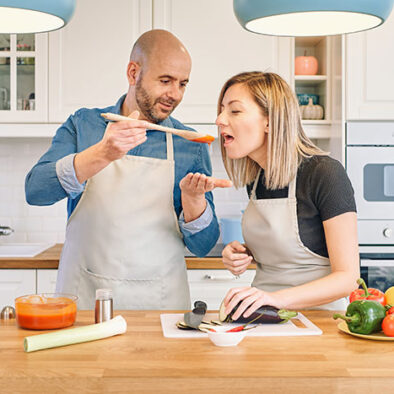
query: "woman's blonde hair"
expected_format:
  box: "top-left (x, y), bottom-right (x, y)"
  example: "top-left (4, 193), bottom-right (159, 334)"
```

top-left (218, 71), bottom-right (327, 190)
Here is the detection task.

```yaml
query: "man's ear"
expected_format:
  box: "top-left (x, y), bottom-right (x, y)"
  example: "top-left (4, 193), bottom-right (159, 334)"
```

top-left (127, 61), bottom-right (140, 85)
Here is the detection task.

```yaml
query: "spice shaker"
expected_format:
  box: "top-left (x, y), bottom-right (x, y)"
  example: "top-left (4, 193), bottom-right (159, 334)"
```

top-left (95, 288), bottom-right (113, 323)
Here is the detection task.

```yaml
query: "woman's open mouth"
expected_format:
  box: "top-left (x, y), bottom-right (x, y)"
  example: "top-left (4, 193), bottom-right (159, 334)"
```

top-left (222, 133), bottom-right (234, 146)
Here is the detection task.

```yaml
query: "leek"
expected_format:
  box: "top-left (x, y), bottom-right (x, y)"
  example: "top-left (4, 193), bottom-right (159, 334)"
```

top-left (24, 315), bottom-right (127, 353)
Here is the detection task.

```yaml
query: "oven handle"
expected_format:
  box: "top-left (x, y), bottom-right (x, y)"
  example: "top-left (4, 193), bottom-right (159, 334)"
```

top-left (360, 259), bottom-right (394, 267)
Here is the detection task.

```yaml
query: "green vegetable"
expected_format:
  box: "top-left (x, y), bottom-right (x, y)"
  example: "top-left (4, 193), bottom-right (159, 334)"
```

top-left (24, 315), bottom-right (127, 352)
top-left (333, 300), bottom-right (387, 335)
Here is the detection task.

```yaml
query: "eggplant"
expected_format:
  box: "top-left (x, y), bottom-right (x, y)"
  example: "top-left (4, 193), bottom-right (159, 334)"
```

top-left (219, 301), bottom-right (297, 324)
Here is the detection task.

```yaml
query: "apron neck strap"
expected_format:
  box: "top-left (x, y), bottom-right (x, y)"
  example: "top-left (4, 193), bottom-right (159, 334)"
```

top-left (166, 132), bottom-right (173, 161)
top-left (251, 168), bottom-right (297, 199)
top-left (288, 175), bottom-right (296, 198)
top-left (251, 168), bottom-right (262, 200)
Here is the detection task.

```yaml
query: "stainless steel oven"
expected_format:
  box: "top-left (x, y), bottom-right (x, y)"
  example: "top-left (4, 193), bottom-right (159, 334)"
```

top-left (346, 122), bottom-right (394, 291)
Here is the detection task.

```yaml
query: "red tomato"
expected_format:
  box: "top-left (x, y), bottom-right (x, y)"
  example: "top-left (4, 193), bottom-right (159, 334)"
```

top-left (382, 314), bottom-right (394, 337)
top-left (387, 306), bottom-right (394, 315)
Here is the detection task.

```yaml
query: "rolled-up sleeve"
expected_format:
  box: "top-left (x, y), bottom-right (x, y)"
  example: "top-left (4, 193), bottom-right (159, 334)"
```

top-left (179, 202), bottom-right (213, 234)
top-left (56, 153), bottom-right (85, 199)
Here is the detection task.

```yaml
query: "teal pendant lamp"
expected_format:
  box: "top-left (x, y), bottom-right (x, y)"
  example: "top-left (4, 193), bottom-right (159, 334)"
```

top-left (0, 0), bottom-right (76, 33)
top-left (234, 0), bottom-right (394, 36)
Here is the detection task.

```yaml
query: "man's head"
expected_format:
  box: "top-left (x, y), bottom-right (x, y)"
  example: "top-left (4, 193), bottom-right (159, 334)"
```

top-left (125, 29), bottom-right (191, 123)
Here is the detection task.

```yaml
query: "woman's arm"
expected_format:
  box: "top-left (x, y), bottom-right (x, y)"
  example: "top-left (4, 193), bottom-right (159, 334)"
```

top-left (224, 212), bottom-right (360, 319)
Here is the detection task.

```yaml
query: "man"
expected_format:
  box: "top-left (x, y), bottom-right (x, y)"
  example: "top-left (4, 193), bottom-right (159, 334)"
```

top-left (25, 30), bottom-right (230, 310)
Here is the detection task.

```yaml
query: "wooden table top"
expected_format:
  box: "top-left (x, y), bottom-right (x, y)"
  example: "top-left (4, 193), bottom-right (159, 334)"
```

top-left (0, 243), bottom-right (256, 270)
top-left (0, 310), bottom-right (393, 394)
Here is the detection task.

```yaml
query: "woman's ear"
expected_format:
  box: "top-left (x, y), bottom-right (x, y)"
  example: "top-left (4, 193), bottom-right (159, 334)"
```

top-left (126, 61), bottom-right (140, 85)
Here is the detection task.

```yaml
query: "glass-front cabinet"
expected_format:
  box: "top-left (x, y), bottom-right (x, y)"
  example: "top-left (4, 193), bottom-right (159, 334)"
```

top-left (0, 33), bottom-right (47, 122)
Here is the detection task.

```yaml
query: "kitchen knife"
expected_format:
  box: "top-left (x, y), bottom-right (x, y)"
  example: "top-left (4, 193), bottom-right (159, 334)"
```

top-left (183, 301), bottom-right (207, 329)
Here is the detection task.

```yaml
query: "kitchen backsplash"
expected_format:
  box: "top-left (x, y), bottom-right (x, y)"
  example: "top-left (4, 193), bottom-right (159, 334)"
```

top-left (0, 137), bottom-right (248, 244)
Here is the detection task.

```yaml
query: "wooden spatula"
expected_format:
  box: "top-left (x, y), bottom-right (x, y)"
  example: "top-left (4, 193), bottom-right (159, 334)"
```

top-left (101, 112), bottom-right (215, 144)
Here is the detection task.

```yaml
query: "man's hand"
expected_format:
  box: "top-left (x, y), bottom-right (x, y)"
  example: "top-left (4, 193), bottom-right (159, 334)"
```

top-left (74, 111), bottom-right (147, 184)
top-left (180, 173), bottom-right (232, 222)
top-left (98, 110), bottom-right (147, 162)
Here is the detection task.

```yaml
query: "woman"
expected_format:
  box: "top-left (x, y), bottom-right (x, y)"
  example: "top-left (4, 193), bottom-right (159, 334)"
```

top-left (216, 72), bottom-right (359, 319)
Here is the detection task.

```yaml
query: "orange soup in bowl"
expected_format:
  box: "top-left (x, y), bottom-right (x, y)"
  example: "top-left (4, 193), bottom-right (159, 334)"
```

top-left (15, 293), bottom-right (77, 330)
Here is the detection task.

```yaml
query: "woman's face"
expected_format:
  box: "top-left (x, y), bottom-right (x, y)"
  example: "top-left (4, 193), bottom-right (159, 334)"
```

top-left (216, 83), bottom-right (269, 161)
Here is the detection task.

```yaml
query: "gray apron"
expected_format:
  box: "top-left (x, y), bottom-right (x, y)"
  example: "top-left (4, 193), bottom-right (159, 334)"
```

top-left (56, 132), bottom-right (191, 310)
top-left (242, 169), bottom-right (347, 310)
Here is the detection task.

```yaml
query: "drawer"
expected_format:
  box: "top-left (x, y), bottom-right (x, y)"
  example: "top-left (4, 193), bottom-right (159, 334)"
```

top-left (0, 269), bottom-right (36, 307)
top-left (187, 269), bottom-right (255, 310)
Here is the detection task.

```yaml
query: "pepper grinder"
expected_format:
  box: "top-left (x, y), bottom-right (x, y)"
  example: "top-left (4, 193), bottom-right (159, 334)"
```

top-left (95, 288), bottom-right (113, 323)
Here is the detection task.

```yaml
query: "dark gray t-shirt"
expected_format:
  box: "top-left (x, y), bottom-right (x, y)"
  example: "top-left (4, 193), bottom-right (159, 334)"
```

top-left (246, 155), bottom-right (357, 258)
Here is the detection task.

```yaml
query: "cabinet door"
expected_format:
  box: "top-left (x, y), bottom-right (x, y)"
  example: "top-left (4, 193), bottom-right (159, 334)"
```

top-left (0, 33), bottom-right (48, 122)
top-left (153, 0), bottom-right (292, 123)
top-left (48, 0), bottom-right (152, 122)
top-left (37, 269), bottom-right (58, 293)
top-left (187, 269), bottom-right (255, 310)
top-left (346, 13), bottom-right (394, 120)
top-left (0, 269), bottom-right (36, 307)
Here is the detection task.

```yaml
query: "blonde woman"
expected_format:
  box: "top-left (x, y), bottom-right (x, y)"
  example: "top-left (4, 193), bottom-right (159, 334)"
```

top-left (217, 72), bottom-right (359, 319)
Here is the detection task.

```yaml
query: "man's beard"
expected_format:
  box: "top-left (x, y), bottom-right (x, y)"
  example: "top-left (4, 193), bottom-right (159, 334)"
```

top-left (135, 78), bottom-right (177, 123)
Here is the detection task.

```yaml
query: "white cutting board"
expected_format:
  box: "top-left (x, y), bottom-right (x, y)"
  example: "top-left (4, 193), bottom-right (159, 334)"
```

top-left (160, 312), bottom-right (322, 338)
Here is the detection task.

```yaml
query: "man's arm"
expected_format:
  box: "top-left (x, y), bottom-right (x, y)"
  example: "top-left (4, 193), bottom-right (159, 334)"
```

top-left (25, 115), bottom-right (80, 206)
top-left (25, 111), bottom-right (148, 206)
top-left (179, 143), bottom-right (231, 257)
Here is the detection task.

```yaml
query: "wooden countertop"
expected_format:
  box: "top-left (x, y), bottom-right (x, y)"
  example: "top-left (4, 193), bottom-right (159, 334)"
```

top-left (0, 243), bottom-right (256, 270)
top-left (0, 310), bottom-right (392, 394)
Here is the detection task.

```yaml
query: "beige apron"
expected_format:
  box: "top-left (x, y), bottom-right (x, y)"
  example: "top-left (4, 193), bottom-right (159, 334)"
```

top-left (242, 169), bottom-right (347, 310)
top-left (56, 132), bottom-right (191, 310)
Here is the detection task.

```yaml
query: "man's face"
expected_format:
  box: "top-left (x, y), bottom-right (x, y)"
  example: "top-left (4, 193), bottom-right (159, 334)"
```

top-left (135, 53), bottom-right (191, 123)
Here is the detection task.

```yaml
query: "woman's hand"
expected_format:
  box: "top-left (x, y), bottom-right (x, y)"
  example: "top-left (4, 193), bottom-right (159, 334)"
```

top-left (180, 173), bottom-right (232, 222)
top-left (223, 286), bottom-right (279, 320)
top-left (222, 241), bottom-right (253, 276)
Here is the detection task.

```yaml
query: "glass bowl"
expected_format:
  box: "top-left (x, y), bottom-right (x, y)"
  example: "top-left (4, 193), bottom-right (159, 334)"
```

top-left (15, 293), bottom-right (78, 330)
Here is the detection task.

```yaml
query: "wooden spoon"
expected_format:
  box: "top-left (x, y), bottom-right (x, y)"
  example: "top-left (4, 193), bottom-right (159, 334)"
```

top-left (101, 113), bottom-right (215, 145)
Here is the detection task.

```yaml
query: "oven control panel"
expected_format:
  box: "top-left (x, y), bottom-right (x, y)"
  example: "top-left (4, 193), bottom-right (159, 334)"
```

top-left (358, 220), bottom-right (394, 245)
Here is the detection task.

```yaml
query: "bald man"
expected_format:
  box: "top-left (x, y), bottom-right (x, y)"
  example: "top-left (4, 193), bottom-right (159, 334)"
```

top-left (25, 30), bottom-right (229, 310)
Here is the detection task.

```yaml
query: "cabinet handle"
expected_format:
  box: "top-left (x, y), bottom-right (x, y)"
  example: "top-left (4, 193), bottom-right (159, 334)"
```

top-left (203, 274), bottom-right (239, 282)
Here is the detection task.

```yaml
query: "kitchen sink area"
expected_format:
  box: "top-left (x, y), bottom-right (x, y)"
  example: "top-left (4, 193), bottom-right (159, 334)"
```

top-left (0, 243), bottom-right (54, 258)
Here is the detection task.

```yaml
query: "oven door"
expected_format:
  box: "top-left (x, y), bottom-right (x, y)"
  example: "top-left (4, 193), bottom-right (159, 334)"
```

top-left (347, 146), bottom-right (394, 220)
top-left (360, 258), bottom-right (394, 292)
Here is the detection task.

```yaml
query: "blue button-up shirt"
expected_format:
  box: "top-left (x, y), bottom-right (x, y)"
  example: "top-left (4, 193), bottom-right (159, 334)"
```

top-left (25, 95), bottom-right (219, 257)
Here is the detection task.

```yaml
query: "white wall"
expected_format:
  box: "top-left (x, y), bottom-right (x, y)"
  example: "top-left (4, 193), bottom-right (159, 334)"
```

top-left (0, 137), bottom-right (248, 244)
top-left (0, 138), bottom-right (67, 244)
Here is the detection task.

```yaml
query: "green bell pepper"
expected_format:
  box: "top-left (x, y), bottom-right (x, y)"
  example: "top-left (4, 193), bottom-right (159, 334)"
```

top-left (333, 300), bottom-right (387, 335)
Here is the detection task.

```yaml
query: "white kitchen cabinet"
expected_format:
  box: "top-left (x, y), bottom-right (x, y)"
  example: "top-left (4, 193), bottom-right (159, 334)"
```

top-left (346, 12), bottom-right (394, 120)
top-left (187, 269), bottom-right (255, 310)
top-left (37, 269), bottom-right (58, 293)
top-left (48, 0), bottom-right (152, 122)
top-left (0, 33), bottom-right (48, 122)
top-left (153, 0), bottom-right (292, 124)
top-left (0, 269), bottom-right (35, 308)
